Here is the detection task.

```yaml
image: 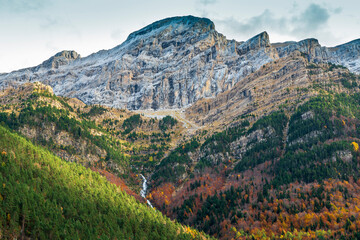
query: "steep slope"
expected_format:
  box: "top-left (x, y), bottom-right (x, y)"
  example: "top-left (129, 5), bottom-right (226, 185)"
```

top-left (148, 64), bottom-right (360, 239)
top-left (0, 82), bottom-right (185, 193)
top-left (186, 51), bottom-right (354, 127)
top-left (186, 51), bottom-right (310, 126)
top-left (1, 15), bottom-right (360, 240)
top-left (274, 38), bottom-right (360, 73)
top-left (1, 16), bottom-right (358, 111)
top-left (329, 39), bottom-right (360, 73)
top-left (0, 16), bottom-right (277, 110)
top-left (0, 125), bottom-right (212, 239)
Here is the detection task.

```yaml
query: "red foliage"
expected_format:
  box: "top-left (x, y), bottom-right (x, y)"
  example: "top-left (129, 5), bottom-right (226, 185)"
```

top-left (91, 167), bottom-right (144, 203)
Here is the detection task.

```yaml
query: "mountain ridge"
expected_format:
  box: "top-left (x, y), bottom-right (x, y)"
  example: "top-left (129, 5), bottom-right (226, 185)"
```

top-left (0, 15), bottom-right (359, 111)
top-left (126, 15), bottom-right (215, 42)
top-left (1, 15), bottom-right (360, 240)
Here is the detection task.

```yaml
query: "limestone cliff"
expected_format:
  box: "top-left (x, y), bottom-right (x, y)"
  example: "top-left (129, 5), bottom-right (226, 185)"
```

top-left (0, 16), bottom-right (359, 111)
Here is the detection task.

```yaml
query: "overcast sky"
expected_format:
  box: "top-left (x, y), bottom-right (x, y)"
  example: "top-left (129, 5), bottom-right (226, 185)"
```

top-left (0, 0), bottom-right (359, 73)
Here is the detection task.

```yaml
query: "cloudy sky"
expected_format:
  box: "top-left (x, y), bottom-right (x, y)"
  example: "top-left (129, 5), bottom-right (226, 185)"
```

top-left (0, 0), bottom-right (359, 73)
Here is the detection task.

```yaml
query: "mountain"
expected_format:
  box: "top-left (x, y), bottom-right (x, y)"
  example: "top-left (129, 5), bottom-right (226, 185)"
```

top-left (1, 15), bottom-right (359, 111)
top-left (149, 63), bottom-right (360, 239)
top-left (0, 125), bottom-right (211, 239)
top-left (1, 15), bottom-right (360, 239)
top-left (0, 82), bottom-right (186, 192)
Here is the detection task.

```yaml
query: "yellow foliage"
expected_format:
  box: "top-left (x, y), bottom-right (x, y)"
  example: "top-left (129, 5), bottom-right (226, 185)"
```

top-left (351, 142), bottom-right (359, 152)
top-left (184, 226), bottom-right (196, 238)
top-left (1, 151), bottom-right (6, 156)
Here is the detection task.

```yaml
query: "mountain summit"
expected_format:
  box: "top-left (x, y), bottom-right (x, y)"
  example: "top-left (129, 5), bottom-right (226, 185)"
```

top-left (126, 16), bottom-right (215, 42)
top-left (39, 50), bottom-right (81, 69)
top-left (0, 15), bottom-right (359, 110)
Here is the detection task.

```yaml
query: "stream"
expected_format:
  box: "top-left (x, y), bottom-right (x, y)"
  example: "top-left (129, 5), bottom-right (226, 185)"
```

top-left (140, 174), bottom-right (154, 208)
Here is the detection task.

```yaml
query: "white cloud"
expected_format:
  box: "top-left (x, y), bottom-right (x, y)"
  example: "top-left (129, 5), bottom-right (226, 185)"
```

top-left (216, 3), bottom-right (340, 43)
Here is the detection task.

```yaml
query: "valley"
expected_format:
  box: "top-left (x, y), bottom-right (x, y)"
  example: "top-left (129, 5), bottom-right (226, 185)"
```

top-left (1, 15), bottom-right (360, 239)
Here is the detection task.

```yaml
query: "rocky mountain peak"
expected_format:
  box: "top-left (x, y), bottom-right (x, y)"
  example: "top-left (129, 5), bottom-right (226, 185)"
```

top-left (237, 31), bottom-right (271, 54)
top-left (250, 31), bottom-right (271, 48)
top-left (40, 50), bottom-right (80, 69)
top-left (329, 38), bottom-right (360, 73)
top-left (125, 15), bottom-right (215, 42)
top-left (335, 38), bottom-right (360, 48)
top-left (275, 38), bottom-right (326, 62)
top-left (54, 50), bottom-right (81, 60)
top-left (0, 16), bottom-right (359, 111)
top-left (298, 38), bottom-right (321, 49)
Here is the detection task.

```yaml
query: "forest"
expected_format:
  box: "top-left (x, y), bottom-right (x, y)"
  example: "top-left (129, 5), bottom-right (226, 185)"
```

top-left (0, 125), bottom-right (211, 239)
top-left (149, 88), bottom-right (360, 239)
top-left (1, 64), bottom-right (360, 239)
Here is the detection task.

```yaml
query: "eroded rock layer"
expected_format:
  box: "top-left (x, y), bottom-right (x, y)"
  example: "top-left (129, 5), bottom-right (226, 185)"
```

top-left (0, 16), bottom-right (359, 110)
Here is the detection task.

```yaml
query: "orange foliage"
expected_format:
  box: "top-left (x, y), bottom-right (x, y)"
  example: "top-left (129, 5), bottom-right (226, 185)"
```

top-left (90, 167), bottom-right (144, 202)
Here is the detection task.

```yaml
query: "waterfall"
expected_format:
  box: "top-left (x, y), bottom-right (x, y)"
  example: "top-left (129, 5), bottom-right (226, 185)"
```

top-left (140, 174), bottom-right (154, 208)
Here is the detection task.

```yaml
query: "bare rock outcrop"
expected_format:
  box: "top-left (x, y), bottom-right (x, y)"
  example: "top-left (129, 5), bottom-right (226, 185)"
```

top-left (0, 16), bottom-right (359, 111)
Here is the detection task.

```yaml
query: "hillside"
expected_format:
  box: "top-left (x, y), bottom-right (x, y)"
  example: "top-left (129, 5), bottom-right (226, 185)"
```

top-left (1, 15), bottom-right (360, 239)
top-left (148, 62), bottom-right (360, 239)
top-left (0, 82), bottom-right (186, 192)
top-left (1, 61), bottom-right (358, 239)
top-left (0, 125), bottom-right (212, 239)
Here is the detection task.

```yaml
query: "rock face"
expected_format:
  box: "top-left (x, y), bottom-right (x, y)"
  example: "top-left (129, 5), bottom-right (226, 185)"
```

top-left (0, 15), bottom-right (359, 110)
top-left (329, 39), bottom-right (360, 73)
top-left (186, 51), bottom-right (312, 125)
top-left (40, 50), bottom-right (81, 69)
top-left (274, 38), bottom-right (360, 73)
